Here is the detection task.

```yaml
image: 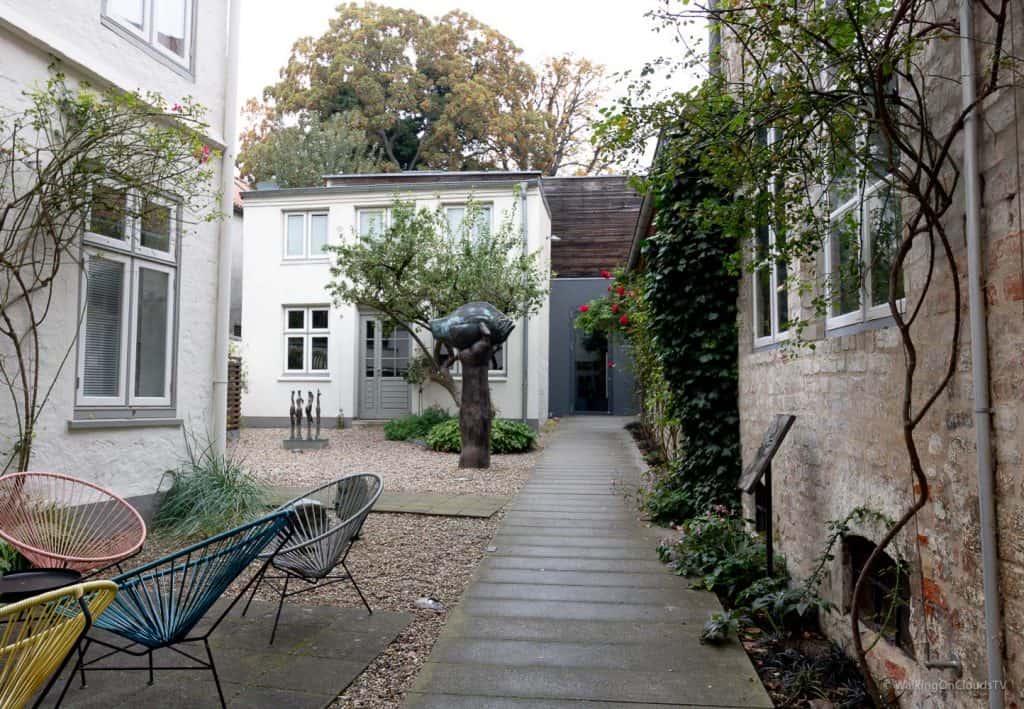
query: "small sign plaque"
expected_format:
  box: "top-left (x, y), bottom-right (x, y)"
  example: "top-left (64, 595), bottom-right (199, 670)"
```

top-left (739, 414), bottom-right (796, 493)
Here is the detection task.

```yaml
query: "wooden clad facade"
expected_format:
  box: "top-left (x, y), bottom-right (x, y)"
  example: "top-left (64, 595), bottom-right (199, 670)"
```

top-left (545, 176), bottom-right (644, 278)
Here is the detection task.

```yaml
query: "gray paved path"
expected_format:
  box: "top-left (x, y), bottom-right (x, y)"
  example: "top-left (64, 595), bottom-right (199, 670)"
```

top-left (405, 417), bottom-right (772, 708)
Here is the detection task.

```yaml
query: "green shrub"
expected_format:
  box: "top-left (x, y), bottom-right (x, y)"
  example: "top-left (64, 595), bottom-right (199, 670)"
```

top-left (658, 510), bottom-right (779, 601)
top-left (425, 418), bottom-right (537, 454)
top-left (155, 431), bottom-right (268, 540)
top-left (384, 406), bottom-right (451, 441)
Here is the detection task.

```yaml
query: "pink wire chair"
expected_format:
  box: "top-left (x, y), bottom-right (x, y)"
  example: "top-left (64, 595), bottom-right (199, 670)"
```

top-left (0, 472), bottom-right (147, 573)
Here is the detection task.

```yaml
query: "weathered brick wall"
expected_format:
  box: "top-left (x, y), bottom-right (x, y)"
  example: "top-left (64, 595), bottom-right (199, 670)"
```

top-left (732, 4), bottom-right (1024, 707)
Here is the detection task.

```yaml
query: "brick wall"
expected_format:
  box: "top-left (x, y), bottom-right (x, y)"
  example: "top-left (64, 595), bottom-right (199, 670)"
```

top-left (733, 4), bottom-right (1024, 707)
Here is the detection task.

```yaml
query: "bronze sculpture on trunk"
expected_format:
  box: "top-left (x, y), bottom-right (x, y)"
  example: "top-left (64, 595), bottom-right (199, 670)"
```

top-left (430, 302), bottom-right (515, 469)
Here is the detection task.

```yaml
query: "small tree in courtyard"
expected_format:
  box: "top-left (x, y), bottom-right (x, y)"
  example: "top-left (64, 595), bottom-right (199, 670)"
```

top-left (326, 197), bottom-right (548, 408)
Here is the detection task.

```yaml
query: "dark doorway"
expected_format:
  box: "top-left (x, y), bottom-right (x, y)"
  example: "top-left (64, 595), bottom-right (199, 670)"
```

top-left (574, 327), bottom-right (609, 413)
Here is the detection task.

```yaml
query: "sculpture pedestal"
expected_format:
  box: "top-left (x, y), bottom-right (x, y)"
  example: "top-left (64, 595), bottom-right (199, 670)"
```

top-left (459, 346), bottom-right (493, 469)
top-left (282, 439), bottom-right (329, 451)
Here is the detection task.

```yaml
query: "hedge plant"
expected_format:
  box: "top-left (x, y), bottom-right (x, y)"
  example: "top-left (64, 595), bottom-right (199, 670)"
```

top-left (426, 419), bottom-right (536, 454)
top-left (384, 406), bottom-right (452, 441)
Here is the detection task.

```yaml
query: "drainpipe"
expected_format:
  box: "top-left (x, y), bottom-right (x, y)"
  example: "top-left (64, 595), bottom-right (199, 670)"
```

top-left (959, 2), bottom-right (1004, 706)
top-left (520, 181), bottom-right (530, 424)
top-left (212, 0), bottom-right (242, 456)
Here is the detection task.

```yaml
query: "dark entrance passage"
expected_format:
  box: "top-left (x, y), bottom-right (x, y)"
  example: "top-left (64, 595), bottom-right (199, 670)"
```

top-left (574, 328), bottom-right (609, 413)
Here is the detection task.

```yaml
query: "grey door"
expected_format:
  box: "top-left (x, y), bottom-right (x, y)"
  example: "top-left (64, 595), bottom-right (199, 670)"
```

top-left (359, 316), bottom-right (412, 419)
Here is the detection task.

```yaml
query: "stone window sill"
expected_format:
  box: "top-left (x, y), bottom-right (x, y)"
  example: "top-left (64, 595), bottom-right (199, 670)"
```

top-left (67, 418), bottom-right (183, 431)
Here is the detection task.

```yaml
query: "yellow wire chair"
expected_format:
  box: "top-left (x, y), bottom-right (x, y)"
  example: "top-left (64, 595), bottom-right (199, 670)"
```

top-left (0, 580), bottom-right (117, 709)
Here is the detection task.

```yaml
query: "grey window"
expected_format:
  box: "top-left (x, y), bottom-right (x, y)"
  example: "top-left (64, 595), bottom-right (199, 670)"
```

top-left (104, 0), bottom-right (194, 69)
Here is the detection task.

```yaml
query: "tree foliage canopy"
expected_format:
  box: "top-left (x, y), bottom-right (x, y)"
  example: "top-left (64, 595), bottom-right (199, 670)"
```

top-left (326, 198), bottom-right (548, 404)
top-left (239, 2), bottom-right (609, 181)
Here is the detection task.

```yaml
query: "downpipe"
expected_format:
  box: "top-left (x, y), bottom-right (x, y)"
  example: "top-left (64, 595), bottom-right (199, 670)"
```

top-left (520, 181), bottom-right (529, 424)
top-left (212, 0), bottom-right (242, 456)
top-left (958, 2), bottom-right (1005, 706)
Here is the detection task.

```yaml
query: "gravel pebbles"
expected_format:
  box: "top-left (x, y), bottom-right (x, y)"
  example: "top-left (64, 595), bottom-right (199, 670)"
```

top-left (220, 423), bottom-right (545, 707)
top-left (229, 424), bottom-right (541, 496)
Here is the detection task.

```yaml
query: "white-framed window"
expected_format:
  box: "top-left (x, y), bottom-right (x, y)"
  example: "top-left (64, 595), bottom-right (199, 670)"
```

top-left (445, 203), bottom-right (493, 242)
top-left (283, 212), bottom-right (329, 260)
top-left (823, 73), bottom-right (905, 330)
top-left (824, 148), bottom-right (904, 329)
top-left (447, 343), bottom-right (507, 377)
top-left (77, 184), bottom-right (179, 408)
top-left (753, 125), bottom-right (790, 348)
top-left (356, 208), bottom-right (387, 239)
top-left (103, 0), bottom-right (194, 68)
top-left (284, 306), bottom-right (330, 375)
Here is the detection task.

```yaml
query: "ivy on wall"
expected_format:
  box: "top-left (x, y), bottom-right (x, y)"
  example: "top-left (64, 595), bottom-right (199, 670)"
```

top-left (577, 128), bottom-right (741, 524)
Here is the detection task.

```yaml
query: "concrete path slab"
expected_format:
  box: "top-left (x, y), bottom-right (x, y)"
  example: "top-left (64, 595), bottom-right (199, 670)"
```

top-left (405, 417), bottom-right (771, 708)
top-left (44, 600), bottom-right (412, 709)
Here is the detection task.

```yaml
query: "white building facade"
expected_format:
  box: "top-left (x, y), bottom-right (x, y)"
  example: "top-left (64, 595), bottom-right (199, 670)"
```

top-left (0, 0), bottom-right (235, 498)
top-left (240, 172), bottom-right (551, 428)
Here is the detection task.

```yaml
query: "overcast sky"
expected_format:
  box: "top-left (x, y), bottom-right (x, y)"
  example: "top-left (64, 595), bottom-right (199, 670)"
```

top-left (237, 1), bottom-right (705, 110)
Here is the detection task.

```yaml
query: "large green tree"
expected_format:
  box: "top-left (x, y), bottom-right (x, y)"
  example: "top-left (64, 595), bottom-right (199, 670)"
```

top-left (326, 198), bottom-right (547, 406)
top-left (238, 107), bottom-right (383, 187)
top-left (240, 2), bottom-right (609, 180)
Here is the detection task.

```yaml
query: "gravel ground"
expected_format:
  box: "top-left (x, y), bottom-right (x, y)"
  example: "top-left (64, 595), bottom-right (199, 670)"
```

top-left (228, 424), bottom-right (542, 497)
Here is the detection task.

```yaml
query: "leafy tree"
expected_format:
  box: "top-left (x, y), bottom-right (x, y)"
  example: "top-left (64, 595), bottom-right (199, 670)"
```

top-left (326, 198), bottom-right (547, 406)
top-left (0, 70), bottom-right (217, 473)
top-left (238, 106), bottom-right (384, 187)
top-left (241, 2), bottom-right (608, 176)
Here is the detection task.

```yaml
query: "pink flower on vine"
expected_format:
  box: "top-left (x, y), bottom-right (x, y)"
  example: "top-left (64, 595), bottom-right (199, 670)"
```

top-left (612, 304), bottom-right (620, 313)
top-left (616, 286), bottom-right (626, 296)
top-left (171, 103), bottom-right (183, 113)
top-left (197, 144), bottom-right (211, 164)
top-left (578, 304), bottom-right (589, 313)
top-left (619, 314), bottom-right (629, 325)
top-left (600, 269), bottom-right (612, 279)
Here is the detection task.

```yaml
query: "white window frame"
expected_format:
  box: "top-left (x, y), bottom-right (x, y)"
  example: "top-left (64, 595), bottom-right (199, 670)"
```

top-left (77, 184), bottom-right (181, 409)
top-left (356, 207), bottom-right (389, 240)
top-left (102, 0), bottom-right (195, 70)
top-left (76, 250), bottom-right (132, 407)
top-left (282, 211), bottom-right (330, 261)
top-left (135, 192), bottom-right (179, 263)
top-left (283, 306), bottom-right (331, 375)
top-left (444, 203), bottom-right (493, 242)
top-left (824, 165), bottom-right (904, 330)
top-left (129, 259), bottom-right (176, 406)
top-left (752, 126), bottom-right (791, 348)
top-left (449, 342), bottom-right (508, 378)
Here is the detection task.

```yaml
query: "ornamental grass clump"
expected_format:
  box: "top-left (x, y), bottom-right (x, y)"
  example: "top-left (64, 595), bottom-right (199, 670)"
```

top-left (155, 431), bottom-right (268, 540)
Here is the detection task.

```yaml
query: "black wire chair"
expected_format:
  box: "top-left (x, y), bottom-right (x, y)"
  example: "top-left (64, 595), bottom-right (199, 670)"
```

top-left (242, 473), bottom-right (383, 644)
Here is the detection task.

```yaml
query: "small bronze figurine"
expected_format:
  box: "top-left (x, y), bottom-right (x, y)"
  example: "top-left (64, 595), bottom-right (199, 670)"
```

top-left (315, 389), bottom-right (322, 440)
top-left (306, 390), bottom-right (314, 440)
top-left (289, 391), bottom-right (297, 440)
top-left (295, 391), bottom-right (304, 434)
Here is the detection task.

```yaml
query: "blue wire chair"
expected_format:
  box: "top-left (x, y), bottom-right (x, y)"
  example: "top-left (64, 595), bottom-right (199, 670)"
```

top-left (54, 510), bottom-right (292, 709)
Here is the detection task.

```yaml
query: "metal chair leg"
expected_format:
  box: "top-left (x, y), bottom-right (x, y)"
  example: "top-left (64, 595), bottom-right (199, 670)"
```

top-left (77, 638), bottom-right (90, 688)
top-left (269, 575), bottom-right (289, 645)
top-left (343, 561), bottom-right (373, 614)
top-left (147, 648), bottom-right (154, 685)
top-left (205, 637), bottom-right (227, 709)
top-left (241, 565), bottom-right (266, 618)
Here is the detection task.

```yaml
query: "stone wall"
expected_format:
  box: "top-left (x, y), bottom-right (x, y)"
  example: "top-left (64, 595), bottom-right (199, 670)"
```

top-left (733, 3), bottom-right (1024, 707)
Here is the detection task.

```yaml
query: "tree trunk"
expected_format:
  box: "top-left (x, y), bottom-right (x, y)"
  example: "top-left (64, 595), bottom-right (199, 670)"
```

top-left (457, 334), bottom-right (493, 469)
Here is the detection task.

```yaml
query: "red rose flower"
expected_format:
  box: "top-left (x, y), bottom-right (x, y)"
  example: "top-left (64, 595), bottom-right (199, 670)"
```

top-left (607, 286), bottom-right (613, 292)
top-left (619, 314), bottom-right (629, 325)
top-left (607, 361), bottom-right (615, 369)
top-left (578, 304), bottom-right (589, 312)
top-left (600, 269), bottom-right (612, 279)
top-left (616, 286), bottom-right (625, 296)
top-left (611, 304), bottom-right (620, 313)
